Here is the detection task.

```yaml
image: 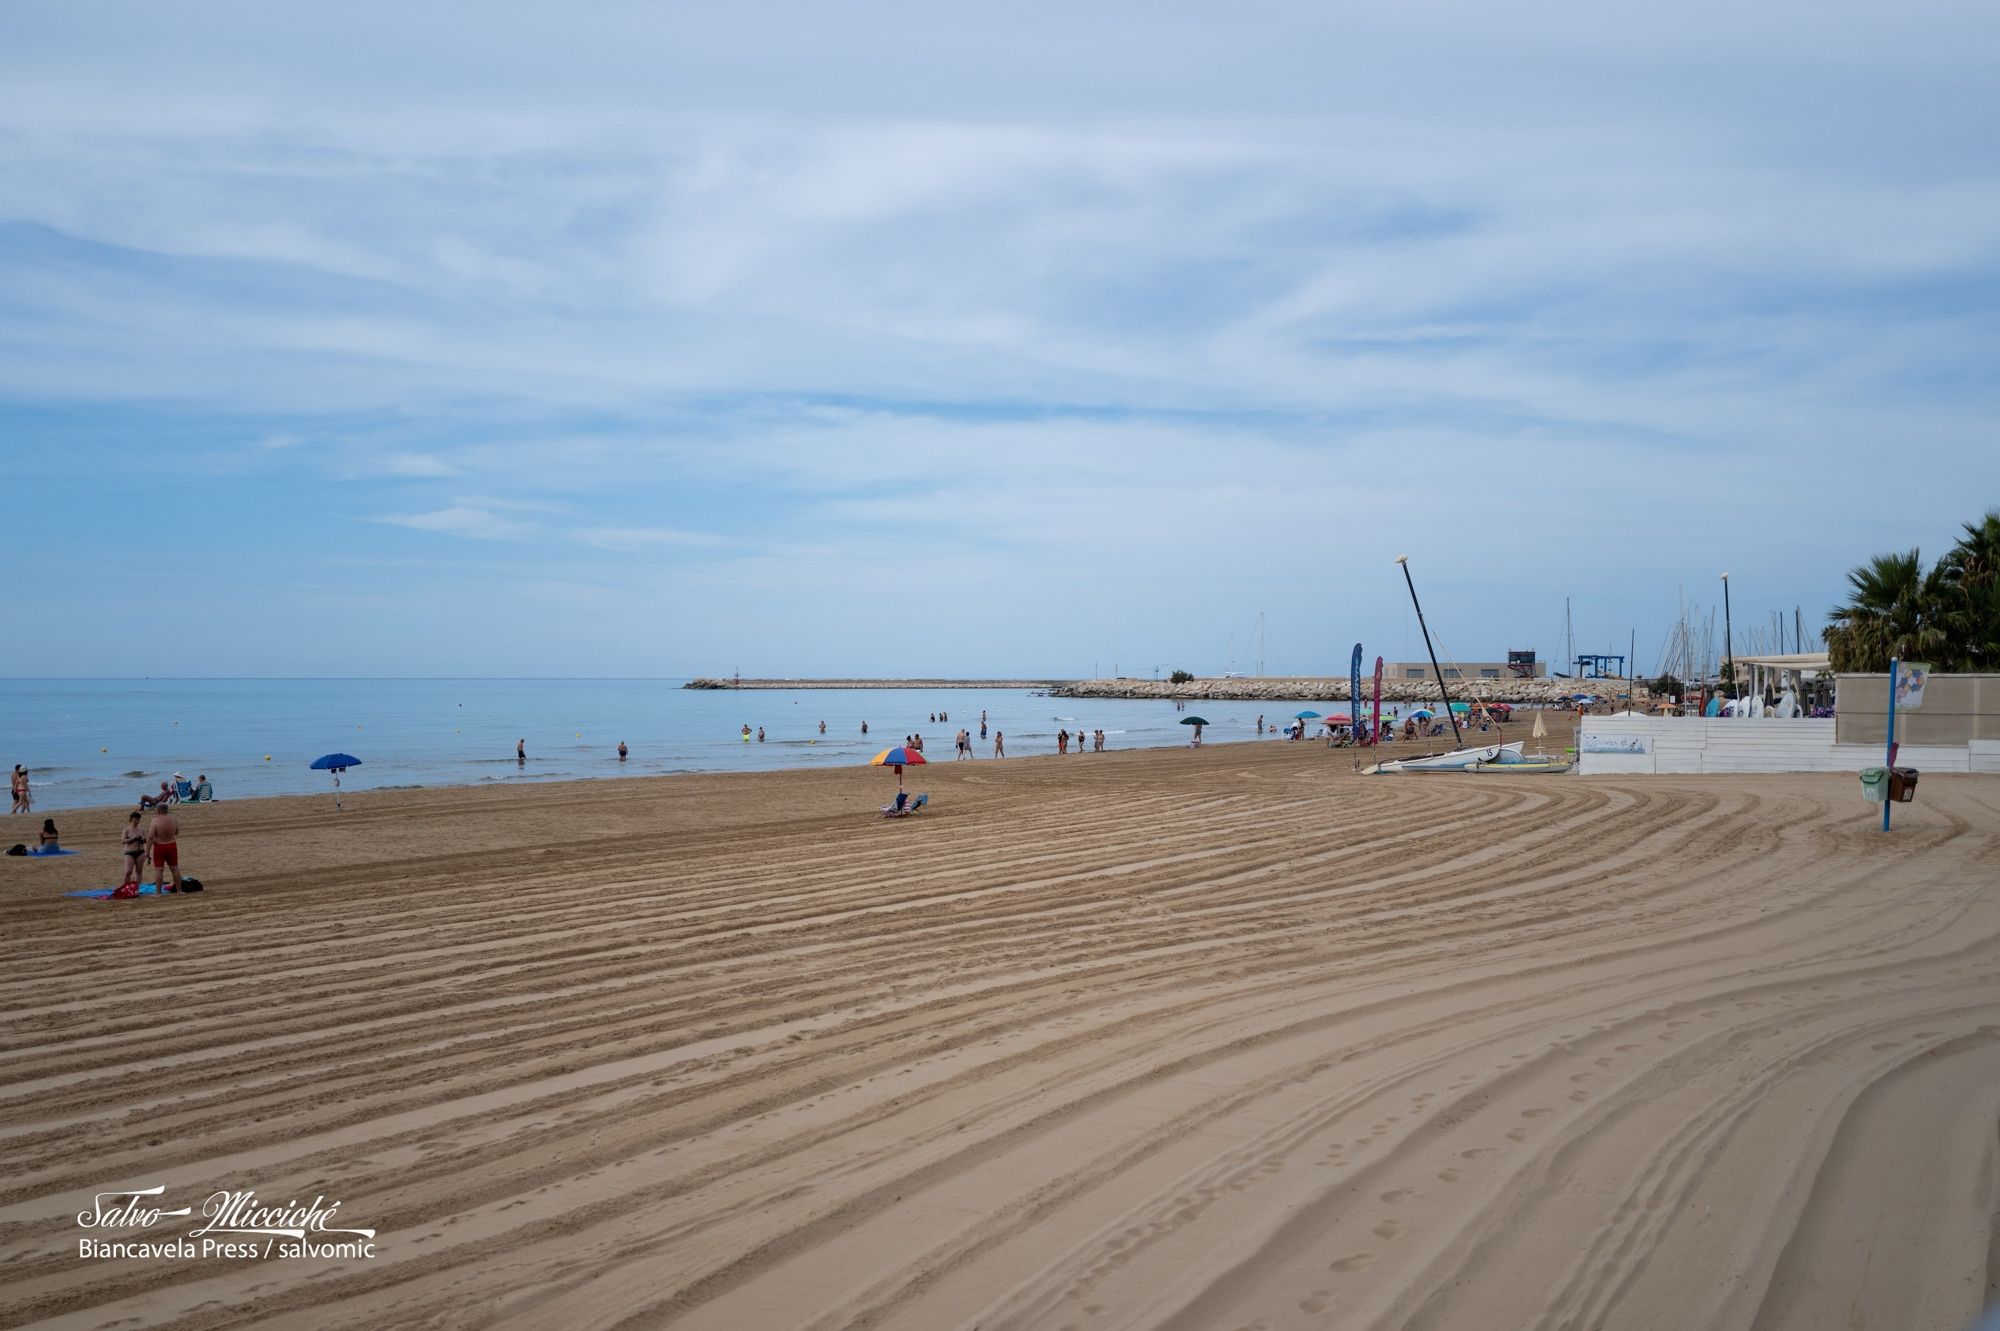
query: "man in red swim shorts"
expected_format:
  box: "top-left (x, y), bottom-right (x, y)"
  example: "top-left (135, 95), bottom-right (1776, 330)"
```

top-left (146, 807), bottom-right (184, 893)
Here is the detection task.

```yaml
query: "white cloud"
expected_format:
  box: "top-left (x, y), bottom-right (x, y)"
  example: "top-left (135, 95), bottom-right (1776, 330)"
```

top-left (374, 505), bottom-right (537, 541)
top-left (575, 526), bottom-right (728, 552)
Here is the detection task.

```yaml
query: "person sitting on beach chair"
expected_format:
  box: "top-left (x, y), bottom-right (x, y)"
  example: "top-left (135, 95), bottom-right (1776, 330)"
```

top-left (880, 792), bottom-right (929, 817)
top-left (182, 775), bottom-right (214, 803)
top-left (139, 781), bottom-right (175, 809)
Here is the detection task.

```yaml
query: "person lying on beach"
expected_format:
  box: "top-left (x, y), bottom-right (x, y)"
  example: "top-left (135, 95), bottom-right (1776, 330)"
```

top-left (38, 819), bottom-right (60, 850)
top-left (139, 781), bottom-right (175, 809)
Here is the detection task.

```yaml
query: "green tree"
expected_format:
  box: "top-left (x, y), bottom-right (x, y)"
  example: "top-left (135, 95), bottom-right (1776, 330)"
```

top-left (1168, 669), bottom-right (1195, 685)
top-left (1934, 508), bottom-right (2000, 671)
top-left (1825, 548), bottom-right (1947, 671)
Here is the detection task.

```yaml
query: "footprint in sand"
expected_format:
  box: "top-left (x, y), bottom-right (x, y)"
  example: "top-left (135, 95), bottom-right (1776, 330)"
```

top-left (1373, 1219), bottom-right (1404, 1240)
top-left (1380, 1188), bottom-right (1416, 1203)
top-left (1521, 1107), bottom-right (1554, 1119)
top-left (1328, 1253), bottom-right (1375, 1273)
top-left (1569, 1071), bottom-right (1594, 1083)
top-left (1569, 1089), bottom-right (1591, 1103)
top-left (1436, 1167), bottom-right (1462, 1183)
top-left (1506, 1127), bottom-right (1528, 1142)
top-left (1460, 1147), bottom-right (1498, 1159)
top-left (1871, 1041), bottom-right (1901, 1051)
top-left (1300, 1291), bottom-right (1334, 1314)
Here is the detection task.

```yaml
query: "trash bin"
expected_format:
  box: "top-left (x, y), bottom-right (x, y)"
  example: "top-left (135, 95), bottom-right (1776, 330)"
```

top-left (1889, 767), bottom-right (1920, 803)
top-left (1860, 767), bottom-right (1889, 802)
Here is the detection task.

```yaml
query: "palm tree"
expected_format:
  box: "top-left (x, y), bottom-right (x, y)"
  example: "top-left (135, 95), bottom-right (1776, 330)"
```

top-left (1825, 548), bottom-right (1947, 671)
top-left (1935, 508), bottom-right (2000, 670)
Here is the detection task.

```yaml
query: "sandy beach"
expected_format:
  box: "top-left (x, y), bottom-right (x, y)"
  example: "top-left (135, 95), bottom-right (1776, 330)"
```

top-left (5, 733), bottom-right (2000, 1330)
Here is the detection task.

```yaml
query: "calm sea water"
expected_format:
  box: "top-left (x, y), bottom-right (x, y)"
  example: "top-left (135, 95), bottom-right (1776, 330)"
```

top-left (1, 679), bottom-right (1367, 812)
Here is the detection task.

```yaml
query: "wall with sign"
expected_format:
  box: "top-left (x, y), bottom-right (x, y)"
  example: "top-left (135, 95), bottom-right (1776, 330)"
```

top-left (1834, 673), bottom-right (2000, 747)
top-left (1577, 715), bottom-right (1995, 775)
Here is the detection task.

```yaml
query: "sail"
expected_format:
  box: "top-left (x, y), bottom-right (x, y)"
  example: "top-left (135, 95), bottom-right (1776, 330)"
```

top-left (1371, 656), bottom-right (1384, 743)
top-left (1349, 643), bottom-right (1364, 741)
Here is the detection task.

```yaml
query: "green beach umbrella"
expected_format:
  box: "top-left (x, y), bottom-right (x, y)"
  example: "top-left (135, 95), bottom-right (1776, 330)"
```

top-left (1178, 716), bottom-right (1211, 727)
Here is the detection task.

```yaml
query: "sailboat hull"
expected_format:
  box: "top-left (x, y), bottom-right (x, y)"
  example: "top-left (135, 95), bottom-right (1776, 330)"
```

top-left (1370, 741), bottom-right (1524, 773)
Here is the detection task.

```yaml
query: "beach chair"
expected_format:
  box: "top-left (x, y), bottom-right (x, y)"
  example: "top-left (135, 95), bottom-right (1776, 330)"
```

top-left (183, 781), bottom-right (214, 803)
top-left (174, 779), bottom-right (195, 801)
top-left (881, 792), bottom-right (928, 818)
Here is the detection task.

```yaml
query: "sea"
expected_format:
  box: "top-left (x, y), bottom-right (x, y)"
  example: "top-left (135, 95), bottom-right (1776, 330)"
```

top-left (1, 679), bottom-right (1372, 812)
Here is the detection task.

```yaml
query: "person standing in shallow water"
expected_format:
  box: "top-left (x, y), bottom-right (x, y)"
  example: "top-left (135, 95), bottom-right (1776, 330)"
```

top-left (617, 741), bottom-right (628, 761)
top-left (517, 738), bottom-right (526, 765)
top-left (993, 730), bottom-right (1004, 758)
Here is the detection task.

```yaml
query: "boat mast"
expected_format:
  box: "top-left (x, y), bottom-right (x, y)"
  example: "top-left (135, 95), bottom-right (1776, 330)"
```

top-left (1396, 556), bottom-right (1463, 746)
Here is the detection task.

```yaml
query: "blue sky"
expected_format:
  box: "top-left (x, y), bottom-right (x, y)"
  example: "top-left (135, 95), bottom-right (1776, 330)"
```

top-left (5, 2), bottom-right (1998, 678)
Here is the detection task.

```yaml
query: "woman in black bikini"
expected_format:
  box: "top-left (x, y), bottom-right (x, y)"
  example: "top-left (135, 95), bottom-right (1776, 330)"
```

top-left (119, 811), bottom-right (145, 888)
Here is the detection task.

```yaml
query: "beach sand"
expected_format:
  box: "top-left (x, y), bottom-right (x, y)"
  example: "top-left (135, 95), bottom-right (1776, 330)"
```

top-left (5, 730), bottom-right (2000, 1330)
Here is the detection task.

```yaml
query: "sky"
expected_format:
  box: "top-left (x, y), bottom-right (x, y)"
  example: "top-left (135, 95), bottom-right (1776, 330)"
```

top-left (5, 2), bottom-right (1998, 678)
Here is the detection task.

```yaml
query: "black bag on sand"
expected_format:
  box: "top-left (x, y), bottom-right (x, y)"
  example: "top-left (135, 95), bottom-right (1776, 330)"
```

top-left (178, 877), bottom-right (204, 893)
top-left (4, 844), bottom-right (24, 856)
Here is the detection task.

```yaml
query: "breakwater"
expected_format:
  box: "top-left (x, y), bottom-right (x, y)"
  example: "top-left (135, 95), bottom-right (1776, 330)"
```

top-left (683, 678), bottom-right (1068, 690)
top-left (1048, 676), bottom-right (1639, 705)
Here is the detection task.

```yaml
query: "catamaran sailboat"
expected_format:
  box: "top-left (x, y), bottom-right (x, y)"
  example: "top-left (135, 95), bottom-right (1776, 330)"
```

top-left (1366, 556), bottom-right (1569, 775)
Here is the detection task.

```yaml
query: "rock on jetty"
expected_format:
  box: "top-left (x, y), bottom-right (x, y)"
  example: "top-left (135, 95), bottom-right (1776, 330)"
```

top-left (1049, 676), bottom-right (1644, 705)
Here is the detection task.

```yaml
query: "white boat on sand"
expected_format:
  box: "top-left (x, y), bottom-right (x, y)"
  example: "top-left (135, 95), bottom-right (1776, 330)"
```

top-left (1367, 741), bottom-right (1524, 774)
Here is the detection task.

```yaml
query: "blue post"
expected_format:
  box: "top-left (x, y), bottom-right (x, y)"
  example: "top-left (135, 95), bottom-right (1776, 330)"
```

top-left (1883, 658), bottom-right (1899, 832)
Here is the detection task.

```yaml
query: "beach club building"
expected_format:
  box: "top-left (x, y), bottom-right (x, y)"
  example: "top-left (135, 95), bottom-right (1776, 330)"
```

top-left (1578, 669), bottom-right (2000, 775)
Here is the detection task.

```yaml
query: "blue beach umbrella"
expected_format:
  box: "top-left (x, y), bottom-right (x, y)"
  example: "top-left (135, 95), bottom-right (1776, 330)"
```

top-left (1294, 710), bottom-right (1322, 719)
top-left (310, 752), bottom-right (361, 809)
top-left (1409, 708), bottom-right (1434, 720)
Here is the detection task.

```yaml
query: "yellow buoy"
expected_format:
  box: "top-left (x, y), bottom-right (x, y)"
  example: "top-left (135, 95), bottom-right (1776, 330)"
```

top-left (264, 755), bottom-right (271, 761)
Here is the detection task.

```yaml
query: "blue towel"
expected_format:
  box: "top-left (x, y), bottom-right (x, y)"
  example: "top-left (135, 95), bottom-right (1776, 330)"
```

top-left (66, 883), bottom-right (169, 900)
top-left (26, 847), bottom-right (80, 857)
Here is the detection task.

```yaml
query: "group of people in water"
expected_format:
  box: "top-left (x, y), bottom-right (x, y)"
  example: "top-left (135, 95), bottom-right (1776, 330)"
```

top-left (1055, 727), bottom-right (1107, 754)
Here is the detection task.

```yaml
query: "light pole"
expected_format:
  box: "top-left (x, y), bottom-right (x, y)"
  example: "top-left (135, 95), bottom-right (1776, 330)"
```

top-left (1720, 573), bottom-right (1735, 700)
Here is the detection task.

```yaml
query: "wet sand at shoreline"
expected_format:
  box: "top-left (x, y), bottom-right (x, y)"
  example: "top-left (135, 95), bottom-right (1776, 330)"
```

top-left (5, 732), bottom-right (2000, 1330)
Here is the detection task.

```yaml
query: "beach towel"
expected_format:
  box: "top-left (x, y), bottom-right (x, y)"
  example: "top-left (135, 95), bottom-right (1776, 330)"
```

top-left (26, 847), bottom-right (80, 857)
top-left (66, 883), bottom-right (183, 900)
